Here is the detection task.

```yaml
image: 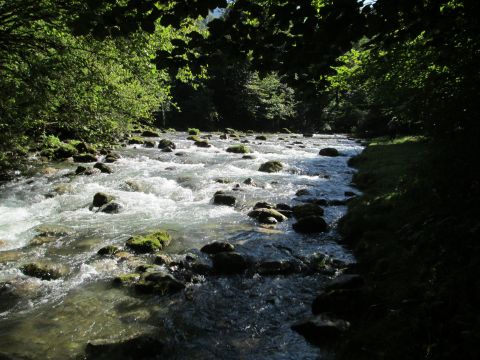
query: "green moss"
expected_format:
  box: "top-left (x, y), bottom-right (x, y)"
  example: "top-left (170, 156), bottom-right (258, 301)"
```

top-left (128, 137), bottom-right (145, 145)
top-left (187, 135), bottom-right (201, 142)
top-left (187, 128), bottom-right (200, 135)
top-left (226, 145), bottom-right (250, 154)
top-left (126, 230), bottom-right (171, 253)
top-left (113, 273), bottom-right (140, 286)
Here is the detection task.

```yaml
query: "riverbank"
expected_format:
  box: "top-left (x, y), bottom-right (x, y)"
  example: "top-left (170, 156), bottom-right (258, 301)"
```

top-left (336, 137), bottom-right (480, 359)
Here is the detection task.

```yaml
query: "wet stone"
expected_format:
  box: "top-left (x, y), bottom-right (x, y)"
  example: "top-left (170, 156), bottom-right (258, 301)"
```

top-left (94, 162), bottom-right (113, 174)
top-left (325, 274), bottom-right (364, 291)
top-left (73, 153), bottom-right (97, 163)
top-left (98, 202), bottom-right (123, 214)
top-left (257, 260), bottom-right (294, 276)
top-left (248, 208), bottom-right (287, 223)
top-left (292, 216), bottom-right (328, 233)
top-left (213, 193), bottom-right (236, 206)
top-left (86, 335), bottom-right (164, 359)
top-left (258, 161), bottom-right (283, 173)
top-left (292, 313), bottom-right (350, 346)
top-left (200, 241), bottom-right (235, 255)
top-left (21, 262), bottom-right (68, 280)
top-left (319, 148), bottom-right (340, 157)
top-left (97, 245), bottom-right (119, 256)
top-left (135, 272), bottom-right (185, 295)
top-left (92, 192), bottom-right (115, 208)
top-left (292, 203), bottom-right (325, 219)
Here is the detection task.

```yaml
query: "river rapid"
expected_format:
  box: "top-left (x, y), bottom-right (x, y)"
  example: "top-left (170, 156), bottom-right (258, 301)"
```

top-left (0, 132), bottom-right (362, 359)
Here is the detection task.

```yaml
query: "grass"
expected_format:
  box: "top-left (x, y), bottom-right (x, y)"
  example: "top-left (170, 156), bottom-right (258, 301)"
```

top-left (337, 136), bottom-right (480, 360)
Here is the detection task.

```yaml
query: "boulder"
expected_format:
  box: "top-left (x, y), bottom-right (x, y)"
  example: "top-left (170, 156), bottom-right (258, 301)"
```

top-left (255, 135), bottom-right (267, 141)
top-left (219, 134), bottom-right (228, 140)
top-left (201, 241), bottom-right (235, 255)
top-left (158, 139), bottom-right (176, 150)
top-left (211, 252), bottom-right (248, 275)
top-left (104, 152), bottom-right (120, 163)
top-left (97, 245), bottom-right (119, 256)
top-left (258, 161), bottom-right (283, 173)
top-left (292, 216), bottom-right (328, 233)
top-left (275, 203), bottom-right (292, 211)
top-left (194, 140), bottom-right (211, 148)
top-left (144, 140), bottom-right (156, 148)
top-left (243, 178), bottom-right (256, 186)
top-left (21, 262), bottom-right (68, 280)
top-left (292, 204), bottom-right (325, 219)
top-left (75, 142), bottom-right (96, 154)
top-left (295, 189), bottom-right (311, 196)
top-left (126, 230), bottom-right (171, 253)
top-left (141, 130), bottom-right (160, 137)
top-left (113, 273), bottom-right (140, 286)
top-left (226, 145), bottom-right (250, 154)
top-left (93, 192), bottom-right (115, 207)
top-left (94, 163), bottom-right (113, 174)
top-left (319, 148), bottom-right (339, 157)
top-left (73, 153), bottom-right (97, 163)
top-left (254, 201), bottom-right (275, 209)
top-left (128, 137), bottom-right (144, 145)
top-left (98, 202), bottom-right (123, 214)
top-left (154, 254), bottom-right (173, 266)
top-left (213, 193), bottom-right (236, 206)
top-left (135, 272), bottom-right (185, 295)
top-left (291, 313), bottom-right (350, 345)
top-left (248, 208), bottom-right (287, 223)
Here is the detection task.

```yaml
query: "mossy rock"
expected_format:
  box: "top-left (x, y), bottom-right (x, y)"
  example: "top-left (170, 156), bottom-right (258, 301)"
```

top-left (75, 142), bottom-right (96, 154)
top-left (259, 161), bottom-right (283, 173)
top-left (226, 145), bottom-right (250, 154)
top-left (113, 273), bottom-right (140, 286)
top-left (141, 130), bottom-right (160, 137)
top-left (97, 245), bottom-right (119, 256)
top-left (194, 140), bottom-right (211, 148)
top-left (93, 192), bottom-right (115, 207)
top-left (94, 162), bottom-right (113, 174)
top-left (126, 230), bottom-right (171, 253)
top-left (187, 135), bottom-right (201, 141)
top-left (53, 143), bottom-right (78, 159)
top-left (128, 137), bottom-right (145, 145)
top-left (21, 262), bottom-right (68, 280)
top-left (187, 128), bottom-right (200, 135)
top-left (135, 272), bottom-right (185, 295)
top-left (73, 153), bottom-right (98, 163)
top-left (248, 208), bottom-right (288, 223)
top-left (158, 139), bottom-right (176, 150)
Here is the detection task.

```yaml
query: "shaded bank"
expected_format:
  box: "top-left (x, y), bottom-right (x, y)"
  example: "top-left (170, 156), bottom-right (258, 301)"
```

top-left (335, 137), bottom-right (480, 360)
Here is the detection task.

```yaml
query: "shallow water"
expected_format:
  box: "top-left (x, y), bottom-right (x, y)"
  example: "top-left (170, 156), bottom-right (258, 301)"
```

top-left (0, 132), bottom-right (362, 359)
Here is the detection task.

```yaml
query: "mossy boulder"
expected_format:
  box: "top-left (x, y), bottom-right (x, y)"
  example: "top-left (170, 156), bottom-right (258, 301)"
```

top-left (158, 139), bottom-right (176, 150)
top-left (144, 140), bottom-right (156, 148)
top-left (104, 152), bottom-right (120, 163)
top-left (188, 128), bottom-right (201, 135)
top-left (292, 204), bottom-right (325, 219)
top-left (128, 137), bottom-right (145, 145)
top-left (113, 273), bottom-right (140, 286)
top-left (141, 130), bottom-right (160, 137)
top-left (292, 216), bottom-right (328, 233)
top-left (126, 230), bottom-right (171, 253)
top-left (226, 145), bottom-right (250, 154)
top-left (97, 245), bottom-right (119, 256)
top-left (319, 148), bottom-right (340, 157)
top-left (21, 262), bottom-right (68, 280)
top-left (135, 272), bottom-right (185, 295)
top-left (53, 143), bottom-right (78, 159)
top-left (75, 142), bottom-right (96, 154)
top-left (93, 192), bottom-right (115, 207)
top-left (259, 161), bottom-right (283, 173)
top-left (194, 140), bottom-right (211, 148)
top-left (187, 135), bottom-right (201, 141)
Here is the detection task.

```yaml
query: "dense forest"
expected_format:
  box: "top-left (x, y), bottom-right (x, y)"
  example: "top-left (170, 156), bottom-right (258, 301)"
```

top-left (0, 0), bottom-right (479, 359)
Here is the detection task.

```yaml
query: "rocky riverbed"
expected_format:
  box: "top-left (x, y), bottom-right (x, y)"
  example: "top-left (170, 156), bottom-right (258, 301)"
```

top-left (0, 131), bottom-right (362, 359)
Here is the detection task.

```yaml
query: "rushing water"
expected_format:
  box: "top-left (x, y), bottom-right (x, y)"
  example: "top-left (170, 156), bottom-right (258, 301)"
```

top-left (0, 132), bottom-right (362, 359)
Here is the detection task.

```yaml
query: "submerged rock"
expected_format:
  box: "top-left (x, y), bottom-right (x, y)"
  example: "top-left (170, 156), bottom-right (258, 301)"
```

top-left (295, 188), bottom-right (311, 196)
top-left (213, 192), bottom-right (236, 206)
top-left (226, 145), bottom-right (250, 154)
top-left (135, 272), bottom-right (185, 295)
top-left (259, 161), bottom-right (283, 173)
top-left (292, 313), bottom-right (350, 345)
top-left (254, 202), bottom-right (275, 209)
top-left (98, 202), bottom-right (123, 214)
top-left (319, 148), bottom-right (339, 157)
top-left (21, 262), bottom-right (68, 280)
top-left (257, 260), bottom-right (294, 276)
top-left (292, 216), bottom-right (328, 233)
top-left (126, 230), bottom-right (171, 253)
top-left (154, 254), bottom-right (173, 266)
top-left (93, 192), bottom-right (115, 208)
top-left (94, 162), bottom-right (113, 174)
top-left (201, 241), bottom-right (235, 255)
top-left (211, 252), bottom-right (248, 275)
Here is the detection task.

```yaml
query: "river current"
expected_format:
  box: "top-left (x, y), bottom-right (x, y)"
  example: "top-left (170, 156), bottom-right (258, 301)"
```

top-left (0, 132), bottom-right (362, 359)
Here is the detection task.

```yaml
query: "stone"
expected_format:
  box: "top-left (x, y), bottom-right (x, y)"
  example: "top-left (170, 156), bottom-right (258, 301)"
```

top-left (126, 230), bottom-right (171, 253)
top-left (73, 153), bottom-right (97, 163)
top-left (0, 251), bottom-right (22, 264)
top-left (213, 193), bottom-right (236, 206)
top-left (254, 202), bottom-right (274, 209)
top-left (312, 289), bottom-right (366, 316)
top-left (113, 273), bottom-right (140, 286)
top-left (158, 139), bottom-right (176, 150)
top-left (93, 192), bottom-right (115, 207)
top-left (296, 189), bottom-right (311, 196)
top-left (243, 178), bottom-right (256, 186)
top-left (104, 152), bottom-right (120, 163)
top-left (303, 133), bottom-right (314, 138)
top-left (29, 236), bottom-right (58, 246)
top-left (188, 128), bottom-right (200, 135)
top-left (226, 145), bottom-right (250, 154)
top-left (75, 166), bottom-right (87, 175)
top-left (175, 152), bottom-right (187, 157)
top-left (97, 245), bottom-right (119, 256)
top-left (53, 183), bottom-right (73, 194)
top-left (41, 167), bottom-right (59, 176)
top-left (280, 128), bottom-right (292, 134)
top-left (94, 162), bottom-right (113, 174)
top-left (257, 260), bottom-right (294, 275)
top-left (219, 134), bottom-right (228, 140)
top-left (211, 252), bottom-right (248, 275)
top-left (248, 208), bottom-right (288, 223)
top-left (344, 191), bottom-right (356, 197)
top-left (125, 180), bottom-right (142, 192)
top-left (292, 204), bottom-right (325, 219)
top-left (144, 140), bottom-right (156, 148)
top-left (258, 161), bottom-right (283, 173)
top-left (292, 216), bottom-right (328, 233)
top-left (128, 137), bottom-right (144, 145)
top-left (319, 148), bottom-right (340, 157)
top-left (215, 178), bottom-right (232, 184)
top-left (75, 142), bottom-right (96, 154)
top-left (141, 130), bottom-right (160, 137)
top-left (291, 313), bottom-right (350, 345)
top-left (35, 225), bottom-right (72, 237)
top-left (21, 262), bottom-right (68, 280)
top-left (161, 148), bottom-right (173, 153)
top-left (194, 140), bottom-right (211, 148)
top-left (201, 241), bottom-right (235, 255)
top-left (113, 251), bottom-right (133, 260)
top-left (242, 155), bottom-right (256, 160)
top-left (98, 202), bottom-right (123, 214)
top-left (135, 272), bottom-right (185, 295)
top-left (255, 135), bottom-right (267, 141)
top-left (275, 203), bottom-right (292, 211)
top-left (154, 254), bottom-right (173, 266)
